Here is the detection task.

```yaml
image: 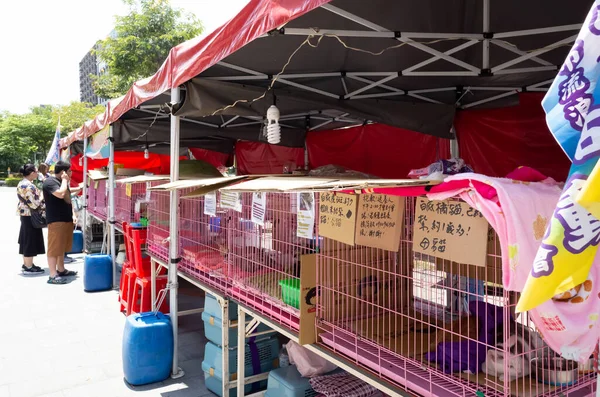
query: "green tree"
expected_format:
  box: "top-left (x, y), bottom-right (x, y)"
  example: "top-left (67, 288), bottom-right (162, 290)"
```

top-left (93, 0), bottom-right (203, 99)
top-left (52, 101), bottom-right (105, 134)
top-left (0, 102), bottom-right (104, 172)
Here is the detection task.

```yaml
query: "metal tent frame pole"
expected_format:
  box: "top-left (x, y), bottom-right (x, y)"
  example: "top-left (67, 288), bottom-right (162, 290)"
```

top-left (82, 137), bottom-right (88, 248)
top-left (169, 87), bottom-right (184, 379)
top-left (108, 126), bottom-right (117, 288)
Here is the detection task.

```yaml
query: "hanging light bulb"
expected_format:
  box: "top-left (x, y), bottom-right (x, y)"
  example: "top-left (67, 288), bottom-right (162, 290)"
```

top-left (144, 147), bottom-right (150, 159)
top-left (266, 105), bottom-right (281, 145)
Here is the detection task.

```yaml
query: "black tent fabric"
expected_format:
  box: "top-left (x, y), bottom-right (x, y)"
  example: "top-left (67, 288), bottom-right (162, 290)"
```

top-left (175, 79), bottom-right (456, 138)
top-left (170, 0), bottom-right (591, 139)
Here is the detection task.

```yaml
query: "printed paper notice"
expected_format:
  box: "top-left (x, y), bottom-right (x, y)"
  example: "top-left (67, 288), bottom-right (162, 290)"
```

top-left (297, 192), bottom-right (315, 239)
top-left (251, 192), bottom-right (267, 226)
top-left (319, 192), bottom-right (358, 246)
top-left (145, 182), bottom-right (152, 201)
top-left (220, 191), bottom-right (242, 213)
top-left (204, 192), bottom-right (217, 216)
top-left (412, 198), bottom-right (489, 266)
top-left (355, 194), bottom-right (405, 251)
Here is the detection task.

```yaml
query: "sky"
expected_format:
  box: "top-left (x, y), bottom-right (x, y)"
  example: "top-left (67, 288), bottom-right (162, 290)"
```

top-left (0, 0), bottom-right (250, 114)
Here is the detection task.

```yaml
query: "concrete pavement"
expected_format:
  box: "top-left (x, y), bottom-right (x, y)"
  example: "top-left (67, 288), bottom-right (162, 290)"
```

top-left (0, 187), bottom-right (212, 397)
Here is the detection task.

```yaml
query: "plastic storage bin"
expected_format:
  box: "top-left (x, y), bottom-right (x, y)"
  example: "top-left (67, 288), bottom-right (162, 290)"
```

top-left (83, 254), bottom-right (113, 292)
top-left (202, 338), bottom-right (280, 397)
top-left (68, 230), bottom-right (83, 254)
top-left (203, 294), bottom-right (272, 347)
top-left (278, 278), bottom-right (300, 309)
top-left (265, 365), bottom-right (317, 397)
top-left (122, 312), bottom-right (173, 386)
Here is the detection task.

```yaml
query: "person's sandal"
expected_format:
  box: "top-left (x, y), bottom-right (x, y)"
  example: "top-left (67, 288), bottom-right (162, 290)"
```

top-left (47, 276), bottom-right (67, 285)
top-left (57, 269), bottom-right (78, 277)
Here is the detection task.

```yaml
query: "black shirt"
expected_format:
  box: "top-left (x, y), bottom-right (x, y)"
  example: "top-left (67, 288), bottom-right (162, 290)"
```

top-left (43, 177), bottom-right (72, 224)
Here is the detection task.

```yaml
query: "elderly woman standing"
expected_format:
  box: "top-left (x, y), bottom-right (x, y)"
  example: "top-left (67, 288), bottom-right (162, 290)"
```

top-left (17, 164), bottom-right (45, 275)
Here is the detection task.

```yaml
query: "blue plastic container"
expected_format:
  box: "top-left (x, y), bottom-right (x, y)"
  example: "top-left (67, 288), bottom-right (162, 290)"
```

top-left (203, 294), bottom-right (272, 347)
top-left (68, 230), bottom-right (83, 254)
top-left (83, 254), bottom-right (113, 292)
top-left (123, 312), bottom-right (173, 386)
top-left (265, 366), bottom-right (317, 397)
top-left (202, 338), bottom-right (279, 397)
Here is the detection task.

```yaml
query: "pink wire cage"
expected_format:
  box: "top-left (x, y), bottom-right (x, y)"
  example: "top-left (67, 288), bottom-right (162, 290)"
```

top-left (316, 196), bottom-right (597, 397)
top-left (178, 190), bottom-right (230, 293)
top-left (146, 183), bottom-right (171, 264)
top-left (223, 192), bottom-right (319, 331)
top-left (114, 179), bottom-right (148, 227)
top-left (87, 179), bottom-right (108, 221)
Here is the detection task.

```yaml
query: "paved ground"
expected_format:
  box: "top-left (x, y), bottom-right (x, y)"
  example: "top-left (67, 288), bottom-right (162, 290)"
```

top-left (0, 188), bottom-right (212, 397)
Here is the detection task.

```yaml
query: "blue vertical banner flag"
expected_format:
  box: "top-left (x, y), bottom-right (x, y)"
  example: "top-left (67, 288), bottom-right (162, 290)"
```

top-left (517, 1), bottom-right (600, 312)
top-left (44, 122), bottom-right (62, 166)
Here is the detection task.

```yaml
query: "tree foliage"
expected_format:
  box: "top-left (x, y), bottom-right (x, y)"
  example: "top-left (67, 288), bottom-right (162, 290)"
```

top-left (0, 102), bottom-right (104, 172)
top-left (92, 0), bottom-right (203, 99)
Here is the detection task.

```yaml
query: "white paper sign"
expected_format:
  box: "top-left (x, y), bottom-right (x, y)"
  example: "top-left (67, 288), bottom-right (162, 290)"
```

top-left (204, 192), bottom-right (217, 216)
top-left (220, 191), bottom-right (242, 213)
top-left (251, 192), bottom-right (267, 226)
top-left (297, 192), bottom-right (315, 239)
top-left (145, 182), bottom-right (152, 201)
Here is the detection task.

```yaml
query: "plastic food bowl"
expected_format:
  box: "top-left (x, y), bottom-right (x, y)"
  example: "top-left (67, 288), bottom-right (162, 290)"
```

top-left (531, 357), bottom-right (579, 386)
top-left (278, 278), bottom-right (300, 309)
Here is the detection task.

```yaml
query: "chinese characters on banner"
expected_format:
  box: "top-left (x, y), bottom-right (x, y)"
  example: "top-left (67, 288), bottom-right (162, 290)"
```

top-left (251, 192), bottom-right (267, 226)
top-left (297, 192), bottom-right (315, 239)
top-left (204, 192), bottom-right (217, 216)
top-left (518, 1), bottom-right (600, 312)
top-left (319, 192), bottom-right (358, 246)
top-left (355, 194), bottom-right (405, 251)
top-left (412, 198), bottom-right (489, 266)
top-left (220, 191), bottom-right (242, 213)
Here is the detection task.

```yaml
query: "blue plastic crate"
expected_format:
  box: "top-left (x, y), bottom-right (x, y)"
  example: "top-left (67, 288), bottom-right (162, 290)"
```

top-left (265, 366), bottom-right (317, 397)
top-left (202, 338), bottom-right (279, 397)
top-left (203, 294), bottom-right (273, 347)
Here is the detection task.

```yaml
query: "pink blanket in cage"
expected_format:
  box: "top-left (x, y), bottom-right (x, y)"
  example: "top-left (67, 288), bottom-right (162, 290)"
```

top-left (428, 173), bottom-right (600, 362)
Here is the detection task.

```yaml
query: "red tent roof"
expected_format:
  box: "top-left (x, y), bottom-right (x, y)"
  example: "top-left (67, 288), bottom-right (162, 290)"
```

top-left (60, 0), bottom-right (328, 148)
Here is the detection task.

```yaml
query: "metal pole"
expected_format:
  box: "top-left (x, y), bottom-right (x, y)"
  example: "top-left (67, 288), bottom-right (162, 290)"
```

top-left (221, 298), bottom-right (230, 396)
top-left (169, 87), bottom-right (184, 379)
top-left (450, 126), bottom-right (460, 158)
top-left (482, 0), bottom-right (490, 70)
top-left (108, 126), bottom-right (116, 288)
top-left (82, 137), bottom-right (88, 250)
top-left (237, 307), bottom-right (246, 397)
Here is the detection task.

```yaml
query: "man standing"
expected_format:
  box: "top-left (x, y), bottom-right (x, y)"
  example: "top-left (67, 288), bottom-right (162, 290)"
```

top-left (43, 161), bottom-right (78, 285)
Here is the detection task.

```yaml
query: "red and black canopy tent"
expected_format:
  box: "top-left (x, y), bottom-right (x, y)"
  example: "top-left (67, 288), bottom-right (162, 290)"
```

top-left (60, 0), bottom-right (592, 387)
top-left (62, 0), bottom-right (588, 180)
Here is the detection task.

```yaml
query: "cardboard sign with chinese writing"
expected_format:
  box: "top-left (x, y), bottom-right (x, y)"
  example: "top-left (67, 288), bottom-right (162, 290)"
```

top-left (319, 192), bottom-right (358, 246)
top-left (297, 192), bottom-right (315, 239)
top-left (413, 198), bottom-right (489, 266)
top-left (355, 194), bottom-right (405, 251)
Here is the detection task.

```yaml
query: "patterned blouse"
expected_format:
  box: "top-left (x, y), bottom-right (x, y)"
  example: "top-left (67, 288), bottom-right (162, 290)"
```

top-left (16, 179), bottom-right (44, 217)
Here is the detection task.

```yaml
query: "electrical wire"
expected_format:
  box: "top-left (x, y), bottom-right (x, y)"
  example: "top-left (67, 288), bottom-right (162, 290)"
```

top-left (210, 35), bottom-right (468, 115)
top-left (209, 33), bottom-right (572, 116)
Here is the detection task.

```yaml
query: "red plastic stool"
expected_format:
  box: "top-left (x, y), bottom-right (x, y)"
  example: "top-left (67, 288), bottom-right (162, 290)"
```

top-left (119, 265), bottom-right (137, 313)
top-left (129, 275), bottom-right (169, 314)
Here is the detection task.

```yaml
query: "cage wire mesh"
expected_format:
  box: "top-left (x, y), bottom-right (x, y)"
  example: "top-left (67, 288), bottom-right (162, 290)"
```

top-left (178, 189), bottom-right (230, 293)
top-left (224, 192), bottom-right (319, 330)
top-left (147, 183), bottom-right (171, 264)
top-left (114, 179), bottom-right (147, 227)
top-left (316, 196), bottom-right (597, 397)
